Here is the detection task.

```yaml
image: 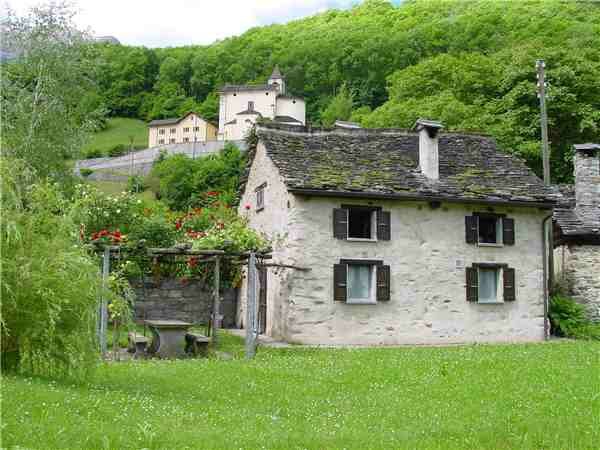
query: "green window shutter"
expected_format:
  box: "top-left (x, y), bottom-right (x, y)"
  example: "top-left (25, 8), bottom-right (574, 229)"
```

top-left (333, 264), bottom-right (347, 302)
top-left (376, 210), bottom-right (391, 241)
top-left (466, 267), bottom-right (478, 302)
top-left (376, 265), bottom-right (391, 301)
top-left (333, 208), bottom-right (348, 239)
top-left (502, 218), bottom-right (515, 245)
top-left (503, 267), bottom-right (516, 301)
top-left (465, 216), bottom-right (478, 244)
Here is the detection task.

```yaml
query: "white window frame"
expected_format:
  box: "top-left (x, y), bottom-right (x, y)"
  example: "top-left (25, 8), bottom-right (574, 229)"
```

top-left (477, 266), bottom-right (504, 304)
top-left (346, 263), bottom-right (377, 305)
top-left (477, 215), bottom-right (504, 247)
top-left (346, 207), bottom-right (377, 242)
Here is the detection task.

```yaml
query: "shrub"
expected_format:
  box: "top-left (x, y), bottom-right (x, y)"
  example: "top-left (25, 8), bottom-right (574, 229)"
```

top-left (127, 175), bottom-right (145, 193)
top-left (1, 159), bottom-right (100, 379)
top-left (84, 148), bottom-right (103, 159)
top-left (549, 294), bottom-right (600, 340)
top-left (108, 143), bottom-right (127, 157)
top-left (80, 167), bottom-right (94, 177)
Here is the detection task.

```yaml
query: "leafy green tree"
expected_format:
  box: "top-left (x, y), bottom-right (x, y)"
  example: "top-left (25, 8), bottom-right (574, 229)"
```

top-left (1, 3), bottom-right (106, 180)
top-left (321, 84), bottom-right (354, 126)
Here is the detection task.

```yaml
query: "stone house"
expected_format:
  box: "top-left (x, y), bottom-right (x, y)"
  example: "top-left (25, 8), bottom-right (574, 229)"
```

top-left (554, 143), bottom-right (600, 321)
top-left (217, 66), bottom-right (305, 141)
top-left (148, 112), bottom-right (217, 147)
top-left (237, 120), bottom-right (557, 345)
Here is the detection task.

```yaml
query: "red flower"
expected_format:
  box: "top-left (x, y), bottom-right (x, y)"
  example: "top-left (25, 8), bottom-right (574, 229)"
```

top-left (207, 191), bottom-right (219, 197)
top-left (217, 222), bottom-right (225, 230)
top-left (245, 204), bottom-right (251, 210)
top-left (175, 221), bottom-right (182, 230)
top-left (187, 257), bottom-right (198, 268)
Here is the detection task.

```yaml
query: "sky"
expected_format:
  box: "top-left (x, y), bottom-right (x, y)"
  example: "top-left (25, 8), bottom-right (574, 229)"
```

top-left (3, 0), bottom-right (361, 48)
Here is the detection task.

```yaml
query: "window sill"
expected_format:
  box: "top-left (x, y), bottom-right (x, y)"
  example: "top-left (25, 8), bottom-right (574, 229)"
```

top-left (477, 243), bottom-right (504, 248)
top-left (346, 238), bottom-right (377, 243)
top-left (477, 300), bottom-right (505, 305)
top-left (346, 298), bottom-right (377, 305)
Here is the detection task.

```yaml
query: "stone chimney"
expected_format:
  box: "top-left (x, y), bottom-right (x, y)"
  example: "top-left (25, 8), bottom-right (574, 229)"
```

top-left (413, 119), bottom-right (444, 180)
top-left (574, 143), bottom-right (600, 229)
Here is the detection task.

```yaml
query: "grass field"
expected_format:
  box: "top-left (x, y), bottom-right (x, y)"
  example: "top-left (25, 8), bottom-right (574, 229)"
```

top-left (83, 117), bottom-right (148, 156)
top-left (2, 339), bottom-right (599, 449)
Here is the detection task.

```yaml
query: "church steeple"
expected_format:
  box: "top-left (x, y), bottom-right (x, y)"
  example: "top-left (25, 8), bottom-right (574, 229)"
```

top-left (267, 65), bottom-right (285, 94)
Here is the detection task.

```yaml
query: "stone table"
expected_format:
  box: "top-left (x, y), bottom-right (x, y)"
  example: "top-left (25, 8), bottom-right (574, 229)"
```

top-left (145, 320), bottom-right (192, 359)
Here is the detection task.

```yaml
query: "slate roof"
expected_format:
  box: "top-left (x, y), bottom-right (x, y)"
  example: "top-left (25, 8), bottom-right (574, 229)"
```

top-left (553, 185), bottom-right (600, 240)
top-left (253, 123), bottom-right (557, 207)
top-left (237, 109), bottom-right (262, 116)
top-left (148, 112), bottom-right (209, 127)
top-left (219, 84), bottom-right (278, 93)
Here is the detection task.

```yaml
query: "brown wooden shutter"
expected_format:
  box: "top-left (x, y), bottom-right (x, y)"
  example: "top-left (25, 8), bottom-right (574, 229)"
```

top-left (376, 265), bottom-right (391, 301)
top-left (502, 218), bottom-right (515, 245)
top-left (466, 267), bottom-right (478, 302)
top-left (503, 267), bottom-right (516, 301)
top-left (333, 264), bottom-right (347, 302)
top-left (465, 215), bottom-right (478, 244)
top-left (376, 210), bottom-right (391, 241)
top-left (333, 208), bottom-right (348, 239)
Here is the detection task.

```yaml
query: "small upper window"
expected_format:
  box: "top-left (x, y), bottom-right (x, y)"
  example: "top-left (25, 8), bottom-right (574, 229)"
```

top-left (194, 126), bottom-right (200, 132)
top-left (170, 128), bottom-right (176, 134)
top-left (159, 129), bottom-right (165, 135)
top-left (348, 207), bottom-right (375, 240)
top-left (248, 101), bottom-right (254, 111)
top-left (183, 127), bottom-right (190, 133)
top-left (478, 216), bottom-right (502, 244)
top-left (256, 183), bottom-right (266, 211)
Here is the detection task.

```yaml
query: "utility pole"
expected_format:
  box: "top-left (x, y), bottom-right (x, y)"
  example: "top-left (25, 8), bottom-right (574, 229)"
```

top-left (536, 59), bottom-right (550, 185)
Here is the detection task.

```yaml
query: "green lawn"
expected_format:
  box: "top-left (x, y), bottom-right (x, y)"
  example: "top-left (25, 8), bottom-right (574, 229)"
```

top-left (83, 117), bottom-right (148, 156)
top-left (2, 340), bottom-right (599, 449)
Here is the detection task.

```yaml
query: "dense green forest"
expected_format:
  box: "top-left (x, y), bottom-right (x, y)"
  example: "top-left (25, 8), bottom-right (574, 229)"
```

top-left (94, 0), bottom-right (600, 182)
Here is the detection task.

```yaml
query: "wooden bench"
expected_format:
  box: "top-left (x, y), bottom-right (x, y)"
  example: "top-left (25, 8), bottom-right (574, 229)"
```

top-left (128, 332), bottom-right (149, 358)
top-left (185, 332), bottom-right (210, 357)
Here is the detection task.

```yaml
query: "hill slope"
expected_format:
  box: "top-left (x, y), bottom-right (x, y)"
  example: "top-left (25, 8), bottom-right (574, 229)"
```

top-left (82, 118), bottom-right (148, 157)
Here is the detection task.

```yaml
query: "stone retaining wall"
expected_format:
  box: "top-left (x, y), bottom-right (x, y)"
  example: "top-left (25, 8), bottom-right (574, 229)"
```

top-left (130, 277), bottom-right (238, 327)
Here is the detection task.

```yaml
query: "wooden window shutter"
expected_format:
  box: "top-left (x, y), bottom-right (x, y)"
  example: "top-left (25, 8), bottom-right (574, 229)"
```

top-left (465, 215), bottom-right (478, 244)
top-left (333, 264), bottom-right (347, 302)
top-left (333, 208), bottom-right (348, 239)
top-left (503, 267), bottom-right (516, 301)
top-left (376, 210), bottom-right (391, 241)
top-left (466, 267), bottom-right (478, 302)
top-left (502, 218), bottom-right (515, 245)
top-left (376, 265), bottom-right (391, 301)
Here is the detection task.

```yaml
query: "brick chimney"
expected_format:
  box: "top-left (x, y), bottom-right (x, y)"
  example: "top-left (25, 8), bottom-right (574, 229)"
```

top-left (573, 143), bottom-right (600, 229)
top-left (413, 119), bottom-right (444, 180)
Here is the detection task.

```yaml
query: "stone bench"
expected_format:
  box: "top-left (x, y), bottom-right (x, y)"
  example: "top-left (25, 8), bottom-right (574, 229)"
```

top-left (128, 332), bottom-right (150, 358)
top-left (185, 332), bottom-right (210, 357)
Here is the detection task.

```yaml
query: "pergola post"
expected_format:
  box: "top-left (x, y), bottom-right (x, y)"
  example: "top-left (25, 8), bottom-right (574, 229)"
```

top-left (212, 255), bottom-right (221, 347)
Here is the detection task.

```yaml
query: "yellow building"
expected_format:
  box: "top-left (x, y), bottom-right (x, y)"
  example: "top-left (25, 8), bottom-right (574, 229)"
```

top-left (148, 112), bottom-right (217, 148)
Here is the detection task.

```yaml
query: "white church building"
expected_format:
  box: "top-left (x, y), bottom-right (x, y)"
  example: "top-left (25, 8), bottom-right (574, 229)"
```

top-left (217, 66), bottom-right (305, 141)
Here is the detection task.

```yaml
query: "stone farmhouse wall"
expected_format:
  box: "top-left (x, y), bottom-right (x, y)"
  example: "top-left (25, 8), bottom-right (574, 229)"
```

top-left (239, 144), bottom-right (549, 345)
top-left (130, 278), bottom-right (238, 328)
top-left (557, 245), bottom-right (600, 321)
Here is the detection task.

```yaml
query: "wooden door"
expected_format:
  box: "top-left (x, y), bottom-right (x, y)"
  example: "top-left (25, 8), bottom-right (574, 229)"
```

top-left (258, 266), bottom-right (267, 335)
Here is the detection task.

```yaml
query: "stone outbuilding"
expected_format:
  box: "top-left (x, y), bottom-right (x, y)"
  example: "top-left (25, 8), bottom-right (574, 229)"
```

top-left (554, 143), bottom-right (600, 321)
top-left (238, 121), bottom-right (557, 345)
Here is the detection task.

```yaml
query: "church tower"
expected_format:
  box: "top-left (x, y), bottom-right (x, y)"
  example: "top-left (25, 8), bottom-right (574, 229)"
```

top-left (267, 65), bottom-right (286, 95)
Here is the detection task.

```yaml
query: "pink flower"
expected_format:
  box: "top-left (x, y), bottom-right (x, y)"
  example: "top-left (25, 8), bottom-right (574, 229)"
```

top-left (245, 204), bottom-right (251, 210)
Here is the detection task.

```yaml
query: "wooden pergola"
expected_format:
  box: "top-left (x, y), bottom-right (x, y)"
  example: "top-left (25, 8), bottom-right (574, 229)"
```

top-left (96, 243), bottom-right (273, 359)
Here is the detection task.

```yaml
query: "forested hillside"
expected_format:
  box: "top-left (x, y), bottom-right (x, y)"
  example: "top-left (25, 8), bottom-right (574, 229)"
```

top-left (95, 0), bottom-right (600, 182)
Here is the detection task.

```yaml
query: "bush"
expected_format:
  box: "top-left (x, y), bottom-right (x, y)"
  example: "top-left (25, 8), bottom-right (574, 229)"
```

top-left (80, 168), bottom-right (94, 177)
top-left (108, 144), bottom-right (127, 157)
top-left (1, 158), bottom-right (100, 379)
top-left (127, 175), bottom-right (145, 193)
top-left (84, 148), bottom-right (103, 159)
top-left (549, 295), bottom-right (600, 340)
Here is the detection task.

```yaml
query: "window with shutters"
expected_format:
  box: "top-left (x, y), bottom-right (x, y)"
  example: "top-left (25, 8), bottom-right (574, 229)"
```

top-left (466, 263), bottom-right (515, 303)
top-left (333, 205), bottom-right (391, 241)
top-left (255, 182), bottom-right (266, 211)
top-left (159, 129), bottom-right (165, 135)
top-left (183, 127), bottom-right (190, 133)
top-left (465, 213), bottom-right (514, 246)
top-left (183, 137), bottom-right (189, 143)
top-left (334, 260), bottom-right (390, 304)
top-left (170, 128), bottom-right (176, 134)
top-left (158, 139), bottom-right (165, 144)
top-left (169, 138), bottom-right (176, 144)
